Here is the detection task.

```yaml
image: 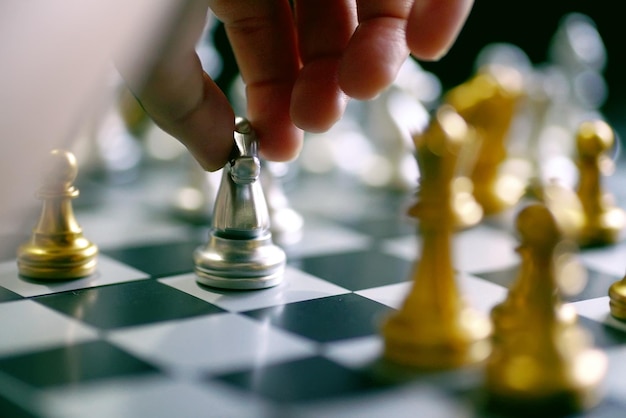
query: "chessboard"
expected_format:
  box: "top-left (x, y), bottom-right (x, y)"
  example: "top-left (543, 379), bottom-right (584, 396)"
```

top-left (1, 153), bottom-right (626, 418)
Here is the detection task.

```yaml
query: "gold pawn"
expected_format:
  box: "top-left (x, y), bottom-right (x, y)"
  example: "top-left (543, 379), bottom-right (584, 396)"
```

top-left (609, 278), bottom-right (626, 320)
top-left (575, 120), bottom-right (625, 247)
top-left (17, 149), bottom-right (98, 280)
top-left (381, 106), bottom-right (491, 369)
top-left (486, 204), bottom-right (606, 414)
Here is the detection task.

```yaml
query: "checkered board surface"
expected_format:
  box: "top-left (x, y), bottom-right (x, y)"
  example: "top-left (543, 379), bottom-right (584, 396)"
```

top-left (2, 162), bottom-right (626, 418)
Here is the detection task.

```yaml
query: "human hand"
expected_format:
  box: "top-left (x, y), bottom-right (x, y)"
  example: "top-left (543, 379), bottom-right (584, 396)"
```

top-left (121, 0), bottom-right (474, 171)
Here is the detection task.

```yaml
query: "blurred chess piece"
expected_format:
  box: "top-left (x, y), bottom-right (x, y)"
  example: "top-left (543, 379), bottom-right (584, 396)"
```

top-left (262, 161), bottom-right (303, 247)
top-left (540, 120), bottom-right (625, 247)
top-left (17, 149), bottom-right (98, 280)
top-left (72, 71), bottom-right (145, 184)
top-left (359, 59), bottom-right (439, 190)
top-left (539, 178), bottom-right (585, 243)
top-left (609, 277), bottom-right (626, 321)
top-left (531, 13), bottom-right (610, 192)
top-left (382, 106), bottom-right (491, 369)
top-left (445, 64), bottom-right (528, 215)
top-left (473, 43), bottom-right (541, 193)
top-left (574, 120), bottom-right (625, 247)
top-left (295, 59), bottom-right (440, 189)
top-left (486, 204), bottom-right (606, 415)
top-left (194, 117), bottom-right (285, 289)
top-left (548, 13), bottom-right (608, 113)
top-left (171, 154), bottom-right (221, 224)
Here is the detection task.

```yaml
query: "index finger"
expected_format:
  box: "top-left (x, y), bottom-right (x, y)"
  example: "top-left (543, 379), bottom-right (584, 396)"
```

top-left (406, 0), bottom-right (474, 61)
top-left (211, 0), bottom-right (303, 162)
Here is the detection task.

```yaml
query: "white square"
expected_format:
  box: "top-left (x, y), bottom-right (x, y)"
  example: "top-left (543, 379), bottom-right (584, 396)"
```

top-left (285, 218), bottom-right (371, 259)
top-left (159, 267), bottom-right (349, 312)
top-left (579, 242), bottom-right (626, 277)
top-left (572, 296), bottom-right (626, 333)
top-left (604, 346), bottom-right (626, 400)
top-left (322, 336), bottom-right (383, 369)
top-left (458, 273), bottom-right (508, 315)
top-left (453, 226), bottom-right (520, 273)
top-left (0, 254), bottom-right (149, 297)
top-left (356, 282), bottom-right (410, 310)
top-left (0, 300), bottom-right (98, 356)
top-left (107, 313), bottom-right (316, 377)
top-left (38, 375), bottom-right (276, 418)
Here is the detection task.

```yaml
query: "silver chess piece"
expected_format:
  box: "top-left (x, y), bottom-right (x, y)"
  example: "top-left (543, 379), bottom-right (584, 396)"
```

top-left (171, 154), bottom-right (221, 225)
top-left (262, 161), bottom-right (304, 247)
top-left (193, 117), bottom-right (286, 289)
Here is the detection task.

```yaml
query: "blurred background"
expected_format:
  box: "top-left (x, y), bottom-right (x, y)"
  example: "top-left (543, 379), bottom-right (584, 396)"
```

top-left (1, 0), bottom-right (623, 242)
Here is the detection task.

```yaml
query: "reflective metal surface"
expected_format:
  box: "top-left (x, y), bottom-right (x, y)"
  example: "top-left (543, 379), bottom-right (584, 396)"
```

top-left (194, 118), bottom-right (285, 289)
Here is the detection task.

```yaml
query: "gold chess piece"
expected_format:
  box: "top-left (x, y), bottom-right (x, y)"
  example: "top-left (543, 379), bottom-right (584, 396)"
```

top-left (381, 106), bottom-right (491, 369)
top-left (486, 204), bottom-right (606, 414)
top-left (575, 120), bottom-right (625, 247)
top-left (538, 178), bottom-right (585, 244)
top-left (445, 64), bottom-right (527, 215)
top-left (450, 153), bottom-right (483, 230)
top-left (17, 149), bottom-right (98, 280)
top-left (609, 277), bottom-right (626, 320)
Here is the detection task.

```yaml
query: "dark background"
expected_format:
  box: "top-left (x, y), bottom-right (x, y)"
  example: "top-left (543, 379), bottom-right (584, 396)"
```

top-left (212, 1), bottom-right (625, 134)
top-left (423, 1), bottom-right (624, 113)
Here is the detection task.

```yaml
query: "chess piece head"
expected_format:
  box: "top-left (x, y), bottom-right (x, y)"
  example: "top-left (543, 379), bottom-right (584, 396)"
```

top-left (516, 204), bottom-right (561, 249)
top-left (231, 117), bottom-right (261, 185)
top-left (549, 13), bottom-right (606, 73)
top-left (576, 120), bottom-right (614, 159)
top-left (41, 149), bottom-right (78, 194)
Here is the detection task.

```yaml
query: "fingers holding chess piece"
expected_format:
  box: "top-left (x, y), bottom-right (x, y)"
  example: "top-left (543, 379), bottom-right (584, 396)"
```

top-left (486, 204), bottom-right (607, 415)
top-left (17, 149), bottom-right (98, 280)
top-left (193, 117), bottom-right (286, 290)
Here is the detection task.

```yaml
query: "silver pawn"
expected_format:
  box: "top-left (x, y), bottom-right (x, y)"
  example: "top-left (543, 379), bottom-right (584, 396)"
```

top-left (193, 118), bottom-right (286, 289)
top-left (171, 154), bottom-right (221, 225)
top-left (262, 161), bottom-right (304, 247)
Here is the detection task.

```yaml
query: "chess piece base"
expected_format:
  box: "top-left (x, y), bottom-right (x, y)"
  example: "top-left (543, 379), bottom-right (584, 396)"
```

top-left (194, 232), bottom-right (285, 290)
top-left (17, 234), bottom-right (98, 280)
top-left (609, 279), bottom-right (626, 320)
top-left (270, 207), bottom-right (304, 247)
top-left (485, 385), bottom-right (603, 417)
top-left (382, 307), bottom-right (492, 370)
top-left (485, 349), bottom-right (607, 416)
top-left (579, 206), bottom-right (626, 247)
